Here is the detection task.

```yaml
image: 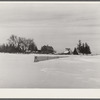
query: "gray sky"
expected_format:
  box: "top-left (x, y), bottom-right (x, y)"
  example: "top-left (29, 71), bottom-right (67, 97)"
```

top-left (0, 2), bottom-right (100, 54)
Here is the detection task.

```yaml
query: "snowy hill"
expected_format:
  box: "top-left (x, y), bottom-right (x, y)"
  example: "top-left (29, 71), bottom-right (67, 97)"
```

top-left (0, 53), bottom-right (100, 88)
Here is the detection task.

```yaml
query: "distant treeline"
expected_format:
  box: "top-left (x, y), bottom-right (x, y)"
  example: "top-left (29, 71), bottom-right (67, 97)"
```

top-left (0, 35), bottom-right (91, 55)
top-left (73, 40), bottom-right (91, 55)
top-left (0, 35), bottom-right (55, 54)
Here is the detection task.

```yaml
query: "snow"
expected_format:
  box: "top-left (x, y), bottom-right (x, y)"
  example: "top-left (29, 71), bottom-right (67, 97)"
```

top-left (0, 53), bottom-right (100, 88)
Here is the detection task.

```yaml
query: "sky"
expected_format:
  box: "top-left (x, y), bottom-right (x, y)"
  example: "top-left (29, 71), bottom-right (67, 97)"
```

top-left (0, 2), bottom-right (100, 54)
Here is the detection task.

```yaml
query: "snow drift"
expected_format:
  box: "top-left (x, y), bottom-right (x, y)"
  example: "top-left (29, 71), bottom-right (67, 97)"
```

top-left (0, 53), bottom-right (100, 88)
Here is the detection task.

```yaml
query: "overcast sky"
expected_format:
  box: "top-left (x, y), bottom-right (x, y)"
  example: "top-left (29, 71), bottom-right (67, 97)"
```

top-left (0, 2), bottom-right (100, 54)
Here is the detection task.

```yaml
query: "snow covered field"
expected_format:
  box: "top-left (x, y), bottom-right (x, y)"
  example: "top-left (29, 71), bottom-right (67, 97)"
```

top-left (0, 53), bottom-right (100, 88)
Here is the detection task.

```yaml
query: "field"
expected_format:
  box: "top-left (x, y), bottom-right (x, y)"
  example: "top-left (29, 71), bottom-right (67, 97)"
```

top-left (0, 53), bottom-right (100, 88)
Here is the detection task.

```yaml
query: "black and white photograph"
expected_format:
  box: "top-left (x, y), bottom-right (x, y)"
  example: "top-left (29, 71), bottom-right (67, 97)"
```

top-left (0, 1), bottom-right (100, 88)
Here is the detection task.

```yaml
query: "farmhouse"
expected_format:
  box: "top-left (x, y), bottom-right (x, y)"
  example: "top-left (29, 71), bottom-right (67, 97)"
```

top-left (63, 48), bottom-right (72, 55)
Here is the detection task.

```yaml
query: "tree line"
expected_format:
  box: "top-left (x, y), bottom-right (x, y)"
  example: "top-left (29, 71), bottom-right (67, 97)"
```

top-left (0, 35), bottom-right (55, 54)
top-left (0, 35), bottom-right (91, 55)
top-left (73, 40), bottom-right (91, 55)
